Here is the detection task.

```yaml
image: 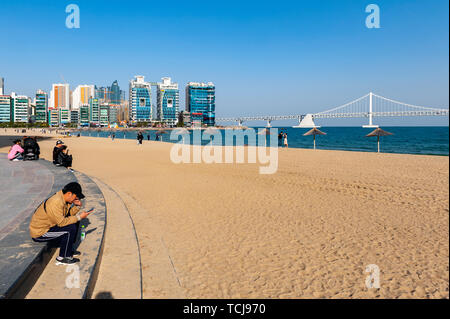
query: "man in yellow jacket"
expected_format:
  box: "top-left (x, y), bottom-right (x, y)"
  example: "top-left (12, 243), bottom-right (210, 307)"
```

top-left (30, 182), bottom-right (92, 265)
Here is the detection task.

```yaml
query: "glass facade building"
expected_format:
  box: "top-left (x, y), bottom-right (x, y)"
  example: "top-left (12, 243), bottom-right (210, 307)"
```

top-left (129, 76), bottom-right (152, 123)
top-left (70, 110), bottom-right (79, 125)
top-left (79, 104), bottom-right (90, 126)
top-left (94, 86), bottom-right (107, 101)
top-left (59, 108), bottom-right (70, 125)
top-left (0, 95), bottom-right (11, 122)
top-left (99, 104), bottom-right (110, 127)
top-left (11, 93), bottom-right (29, 123)
top-left (157, 77), bottom-right (179, 127)
top-left (109, 105), bottom-right (119, 124)
top-left (89, 98), bottom-right (100, 125)
top-left (185, 82), bottom-right (215, 126)
top-left (35, 90), bottom-right (48, 123)
top-left (109, 80), bottom-right (125, 106)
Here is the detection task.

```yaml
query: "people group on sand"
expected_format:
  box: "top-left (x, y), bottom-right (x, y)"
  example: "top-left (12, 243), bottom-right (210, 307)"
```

top-left (278, 131), bottom-right (288, 148)
top-left (8, 137), bottom-right (41, 161)
top-left (29, 182), bottom-right (92, 265)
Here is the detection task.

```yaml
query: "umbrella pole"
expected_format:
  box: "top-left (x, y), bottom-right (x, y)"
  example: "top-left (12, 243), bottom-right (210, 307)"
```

top-left (377, 136), bottom-right (380, 153)
top-left (314, 135), bottom-right (316, 150)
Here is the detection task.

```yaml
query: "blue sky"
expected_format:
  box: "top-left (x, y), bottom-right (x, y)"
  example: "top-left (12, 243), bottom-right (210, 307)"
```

top-left (0, 0), bottom-right (448, 126)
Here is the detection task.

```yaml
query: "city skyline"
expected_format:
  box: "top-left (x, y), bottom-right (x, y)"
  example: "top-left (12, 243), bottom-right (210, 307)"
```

top-left (0, 0), bottom-right (448, 126)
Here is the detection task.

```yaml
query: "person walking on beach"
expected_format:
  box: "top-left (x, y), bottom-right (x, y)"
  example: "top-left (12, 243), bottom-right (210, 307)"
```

top-left (137, 132), bottom-right (144, 145)
top-left (283, 132), bottom-right (288, 148)
top-left (29, 182), bottom-right (92, 265)
top-left (8, 139), bottom-right (24, 161)
top-left (147, 134), bottom-right (150, 141)
top-left (111, 133), bottom-right (115, 141)
top-left (278, 131), bottom-right (283, 147)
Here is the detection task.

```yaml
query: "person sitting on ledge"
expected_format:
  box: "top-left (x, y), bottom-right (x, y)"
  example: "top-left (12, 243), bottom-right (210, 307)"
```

top-left (56, 145), bottom-right (73, 168)
top-left (52, 140), bottom-right (65, 165)
top-left (29, 182), bottom-right (92, 265)
top-left (53, 140), bottom-right (73, 170)
top-left (7, 139), bottom-right (24, 161)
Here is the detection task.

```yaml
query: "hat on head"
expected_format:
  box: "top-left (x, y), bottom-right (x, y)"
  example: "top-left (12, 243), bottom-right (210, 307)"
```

top-left (62, 182), bottom-right (85, 200)
top-left (56, 140), bottom-right (64, 145)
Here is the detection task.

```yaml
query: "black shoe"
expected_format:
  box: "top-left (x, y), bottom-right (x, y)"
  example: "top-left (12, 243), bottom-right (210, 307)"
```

top-left (55, 257), bottom-right (80, 265)
top-left (72, 250), bottom-right (81, 256)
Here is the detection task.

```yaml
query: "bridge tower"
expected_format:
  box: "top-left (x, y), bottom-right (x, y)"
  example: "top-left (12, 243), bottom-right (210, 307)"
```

top-left (362, 92), bottom-right (379, 128)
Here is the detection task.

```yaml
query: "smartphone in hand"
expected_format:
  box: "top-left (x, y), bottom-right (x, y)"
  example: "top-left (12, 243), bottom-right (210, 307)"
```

top-left (86, 208), bottom-right (94, 213)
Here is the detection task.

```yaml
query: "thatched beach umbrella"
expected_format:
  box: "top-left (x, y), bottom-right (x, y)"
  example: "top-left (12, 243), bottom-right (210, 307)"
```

top-left (203, 127), bottom-right (219, 134)
top-left (203, 127), bottom-right (220, 142)
top-left (156, 129), bottom-right (168, 141)
top-left (366, 128), bottom-right (393, 153)
top-left (257, 128), bottom-right (272, 146)
top-left (303, 127), bottom-right (326, 150)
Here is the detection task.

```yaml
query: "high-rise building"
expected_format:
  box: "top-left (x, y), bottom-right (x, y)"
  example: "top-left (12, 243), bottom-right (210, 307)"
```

top-left (129, 75), bottom-right (152, 123)
top-left (70, 110), bottom-right (79, 124)
top-left (180, 110), bottom-right (191, 127)
top-left (108, 80), bottom-right (125, 106)
top-left (157, 77), bottom-right (179, 127)
top-left (48, 109), bottom-right (59, 127)
top-left (29, 103), bottom-right (36, 123)
top-left (35, 90), bottom-right (48, 123)
top-left (99, 103), bottom-right (110, 127)
top-left (89, 97), bottom-right (100, 125)
top-left (0, 95), bottom-right (11, 122)
top-left (59, 108), bottom-right (70, 125)
top-left (94, 85), bottom-right (109, 102)
top-left (79, 104), bottom-right (90, 126)
top-left (72, 85), bottom-right (95, 109)
top-left (0, 77), bottom-right (4, 95)
top-left (10, 92), bottom-right (30, 123)
top-left (109, 105), bottom-right (119, 124)
top-left (50, 83), bottom-right (70, 109)
top-left (185, 82), bottom-right (215, 126)
top-left (118, 100), bottom-right (129, 123)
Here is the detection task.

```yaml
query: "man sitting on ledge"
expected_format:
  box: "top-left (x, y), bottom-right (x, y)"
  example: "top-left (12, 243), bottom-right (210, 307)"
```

top-left (29, 182), bottom-right (92, 265)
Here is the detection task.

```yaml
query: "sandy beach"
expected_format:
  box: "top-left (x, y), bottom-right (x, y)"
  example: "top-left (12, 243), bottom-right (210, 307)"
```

top-left (1, 128), bottom-right (448, 299)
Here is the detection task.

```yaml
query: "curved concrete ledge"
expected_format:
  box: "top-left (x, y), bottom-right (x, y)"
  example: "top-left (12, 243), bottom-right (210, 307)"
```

top-left (0, 155), bottom-right (78, 299)
top-left (0, 155), bottom-right (107, 299)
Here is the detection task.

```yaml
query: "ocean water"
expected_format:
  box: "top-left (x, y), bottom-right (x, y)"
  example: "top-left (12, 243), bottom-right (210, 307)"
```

top-left (77, 126), bottom-right (449, 156)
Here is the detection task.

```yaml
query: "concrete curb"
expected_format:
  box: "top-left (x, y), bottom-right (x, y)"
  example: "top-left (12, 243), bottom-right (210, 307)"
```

top-left (90, 177), bottom-right (143, 299)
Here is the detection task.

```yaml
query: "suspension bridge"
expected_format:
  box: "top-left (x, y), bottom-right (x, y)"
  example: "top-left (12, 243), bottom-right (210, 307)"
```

top-left (216, 92), bottom-right (449, 128)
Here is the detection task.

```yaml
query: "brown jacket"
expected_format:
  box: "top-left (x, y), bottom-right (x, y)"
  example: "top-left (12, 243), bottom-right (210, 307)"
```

top-left (29, 190), bottom-right (81, 238)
